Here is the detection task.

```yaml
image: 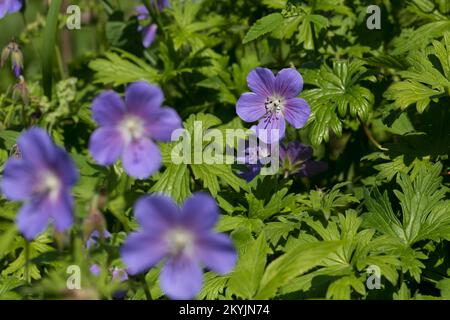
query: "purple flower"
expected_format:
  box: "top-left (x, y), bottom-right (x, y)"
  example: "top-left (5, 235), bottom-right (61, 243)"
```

top-left (1, 128), bottom-right (78, 240)
top-left (12, 59), bottom-right (21, 77)
top-left (237, 163), bottom-right (262, 182)
top-left (236, 67), bottom-right (311, 143)
top-left (136, 2), bottom-right (168, 48)
top-left (139, 24), bottom-right (157, 48)
top-left (86, 229), bottom-right (111, 249)
top-left (88, 81), bottom-right (182, 179)
top-left (236, 129), bottom-right (271, 182)
top-left (0, 0), bottom-right (23, 19)
top-left (90, 264), bottom-right (129, 298)
top-left (280, 142), bottom-right (328, 178)
top-left (121, 193), bottom-right (237, 300)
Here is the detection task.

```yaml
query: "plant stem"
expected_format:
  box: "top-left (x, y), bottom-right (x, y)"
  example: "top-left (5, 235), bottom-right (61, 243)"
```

top-left (55, 45), bottom-right (66, 79)
top-left (140, 276), bottom-right (152, 300)
top-left (24, 240), bottom-right (30, 284)
top-left (359, 117), bottom-right (388, 151)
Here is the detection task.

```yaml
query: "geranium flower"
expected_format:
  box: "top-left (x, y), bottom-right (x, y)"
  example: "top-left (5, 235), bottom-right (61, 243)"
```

top-left (1, 128), bottom-right (78, 240)
top-left (0, 0), bottom-right (22, 19)
top-left (236, 67), bottom-right (311, 143)
top-left (88, 81), bottom-right (182, 179)
top-left (121, 193), bottom-right (237, 300)
top-left (280, 141), bottom-right (328, 178)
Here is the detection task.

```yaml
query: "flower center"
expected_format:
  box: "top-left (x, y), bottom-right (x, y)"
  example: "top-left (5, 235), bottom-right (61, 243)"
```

top-left (264, 96), bottom-right (284, 116)
top-left (37, 171), bottom-right (61, 200)
top-left (262, 96), bottom-right (285, 128)
top-left (166, 228), bottom-right (194, 257)
top-left (120, 116), bottom-right (145, 143)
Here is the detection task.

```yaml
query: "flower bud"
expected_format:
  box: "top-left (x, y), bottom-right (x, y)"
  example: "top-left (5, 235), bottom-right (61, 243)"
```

top-left (11, 49), bottom-right (23, 77)
top-left (1, 40), bottom-right (23, 77)
top-left (12, 76), bottom-right (30, 106)
top-left (83, 207), bottom-right (107, 242)
top-left (1, 44), bottom-right (11, 67)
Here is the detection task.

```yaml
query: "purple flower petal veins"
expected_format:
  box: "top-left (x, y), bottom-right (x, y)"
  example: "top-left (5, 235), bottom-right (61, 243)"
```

top-left (1, 128), bottom-right (78, 240)
top-left (236, 67), bottom-right (311, 143)
top-left (120, 193), bottom-right (237, 300)
top-left (88, 81), bottom-right (182, 179)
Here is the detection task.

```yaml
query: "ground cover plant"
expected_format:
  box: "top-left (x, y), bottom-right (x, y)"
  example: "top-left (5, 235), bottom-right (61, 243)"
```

top-left (0, 0), bottom-right (450, 300)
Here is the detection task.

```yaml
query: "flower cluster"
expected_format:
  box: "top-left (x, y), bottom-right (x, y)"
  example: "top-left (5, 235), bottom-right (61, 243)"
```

top-left (1, 80), bottom-right (236, 300)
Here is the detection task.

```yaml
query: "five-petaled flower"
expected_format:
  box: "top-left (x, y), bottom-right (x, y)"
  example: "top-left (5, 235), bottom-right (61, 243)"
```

top-left (89, 81), bottom-right (182, 179)
top-left (1, 128), bottom-right (79, 240)
top-left (121, 193), bottom-right (237, 300)
top-left (236, 67), bottom-right (311, 143)
top-left (0, 0), bottom-right (22, 19)
top-left (280, 141), bottom-right (328, 178)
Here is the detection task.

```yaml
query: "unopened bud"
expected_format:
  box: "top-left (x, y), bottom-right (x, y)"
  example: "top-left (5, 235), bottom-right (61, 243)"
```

top-left (12, 76), bottom-right (29, 106)
top-left (83, 208), bottom-right (107, 242)
top-left (1, 40), bottom-right (23, 77)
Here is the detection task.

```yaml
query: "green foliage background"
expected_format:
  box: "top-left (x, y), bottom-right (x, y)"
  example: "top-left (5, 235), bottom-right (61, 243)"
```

top-left (1, 0), bottom-right (450, 300)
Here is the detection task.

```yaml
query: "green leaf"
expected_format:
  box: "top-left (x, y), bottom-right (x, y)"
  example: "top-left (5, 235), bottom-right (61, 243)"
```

top-left (255, 241), bottom-right (342, 299)
top-left (150, 164), bottom-right (191, 204)
top-left (243, 13), bottom-right (284, 44)
top-left (42, 0), bottom-right (62, 99)
top-left (385, 33), bottom-right (450, 112)
top-left (197, 272), bottom-right (229, 300)
top-left (89, 50), bottom-right (159, 86)
top-left (303, 60), bottom-right (375, 145)
top-left (228, 233), bottom-right (268, 299)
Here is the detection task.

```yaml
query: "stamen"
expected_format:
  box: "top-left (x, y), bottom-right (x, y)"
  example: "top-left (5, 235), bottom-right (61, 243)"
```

top-left (120, 116), bottom-right (145, 143)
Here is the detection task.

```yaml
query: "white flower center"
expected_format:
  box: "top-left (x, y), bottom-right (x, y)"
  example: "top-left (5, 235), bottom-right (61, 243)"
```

top-left (120, 116), bottom-right (145, 143)
top-left (38, 171), bottom-right (61, 200)
top-left (264, 96), bottom-right (285, 116)
top-left (166, 228), bottom-right (194, 256)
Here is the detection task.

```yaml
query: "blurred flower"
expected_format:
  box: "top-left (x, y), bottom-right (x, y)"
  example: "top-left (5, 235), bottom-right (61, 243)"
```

top-left (135, 3), bottom-right (167, 48)
top-left (86, 229), bottom-right (111, 249)
top-left (90, 264), bottom-right (129, 299)
top-left (140, 23), bottom-right (157, 48)
top-left (88, 81), bottom-right (182, 179)
top-left (121, 193), bottom-right (237, 300)
top-left (12, 76), bottom-right (29, 105)
top-left (236, 67), bottom-right (310, 143)
top-left (280, 141), bottom-right (328, 178)
top-left (1, 40), bottom-right (23, 77)
top-left (1, 128), bottom-right (78, 240)
top-left (236, 128), bottom-right (270, 182)
top-left (0, 0), bottom-right (23, 19)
